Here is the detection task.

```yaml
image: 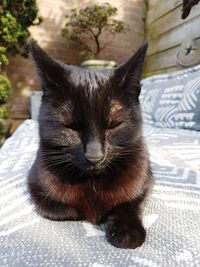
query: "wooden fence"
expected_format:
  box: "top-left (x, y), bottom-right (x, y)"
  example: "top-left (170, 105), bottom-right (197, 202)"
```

top-left (145, 0), bottom-right (200, 76)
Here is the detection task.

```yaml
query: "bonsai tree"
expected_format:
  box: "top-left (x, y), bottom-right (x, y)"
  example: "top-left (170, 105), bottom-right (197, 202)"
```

top-left (0, 0), bottom-right (41, 144)
top-left (62, 3), bottom-right (127, 59)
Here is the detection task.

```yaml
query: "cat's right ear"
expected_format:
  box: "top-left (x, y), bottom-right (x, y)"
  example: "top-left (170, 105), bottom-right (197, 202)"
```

top-left (29, 41), bottom-right (67, 93)
top-left (113, 43), bottom-right (148, 99)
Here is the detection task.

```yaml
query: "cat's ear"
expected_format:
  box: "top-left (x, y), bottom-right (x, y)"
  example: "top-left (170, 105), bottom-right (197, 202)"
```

top-left (29, 41), bottom-right (68, 92)
top-left (114, 43), bottom-right (148, 98)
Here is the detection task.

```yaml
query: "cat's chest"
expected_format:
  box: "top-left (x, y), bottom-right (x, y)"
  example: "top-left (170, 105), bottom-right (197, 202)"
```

top-left (50, 183), bottom-right (108, 222)
top-left (55, 179), bottom-right (137, 205)
top-left (43, 169), bottom-right (142, 223)
top-left (50, 178), bottom-right (140, 223)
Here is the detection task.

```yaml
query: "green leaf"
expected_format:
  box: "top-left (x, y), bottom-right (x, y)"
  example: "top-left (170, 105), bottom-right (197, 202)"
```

top-left (0, 75), bottom-right (11, 104)
top-left (0, 0), bottom-right (41, 61)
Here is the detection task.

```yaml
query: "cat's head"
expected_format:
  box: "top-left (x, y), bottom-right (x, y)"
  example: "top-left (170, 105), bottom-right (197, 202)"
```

top-left (30, 42), bottom-right (147, 182)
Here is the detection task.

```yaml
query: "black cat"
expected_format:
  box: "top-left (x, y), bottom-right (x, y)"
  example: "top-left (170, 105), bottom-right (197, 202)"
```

top-left (28, 42), bottom-right (153, 249)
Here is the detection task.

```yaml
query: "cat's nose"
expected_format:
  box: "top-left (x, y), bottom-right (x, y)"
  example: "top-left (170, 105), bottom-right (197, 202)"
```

top-left (84, 139), bottom-right (104, 164)
top-left (84, 154), bottom-right (103, 164)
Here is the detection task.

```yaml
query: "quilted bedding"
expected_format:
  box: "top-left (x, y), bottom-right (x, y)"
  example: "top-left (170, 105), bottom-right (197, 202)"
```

top-left (0, 119), bottom-right (200, 267)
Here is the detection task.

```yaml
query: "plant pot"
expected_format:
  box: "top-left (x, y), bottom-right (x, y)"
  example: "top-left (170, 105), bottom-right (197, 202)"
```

top-left (81, 59), bottom-right (117, 70)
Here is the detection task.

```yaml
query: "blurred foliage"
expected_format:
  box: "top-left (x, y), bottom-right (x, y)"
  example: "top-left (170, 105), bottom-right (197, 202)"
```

top-left (0, 107), bottom-right (9, 119)
top-left (0, 46), bottom-right (8, 66)
top-left (0, 74), bottom-right (11, 104)
top-left (0, 74), bottom-right (11, 141)
top-left (0, 0), bottom-right (42, 63)
top-left (62, 2), bottom-right (127, 59)
top-left (0, 0), bottom-right (41, 143)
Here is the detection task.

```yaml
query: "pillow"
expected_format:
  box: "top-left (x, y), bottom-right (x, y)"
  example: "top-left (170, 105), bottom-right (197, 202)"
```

top-left (140, 65), bottom-right (200, 131)
top-left (31, 91), bottom-right (42, 121)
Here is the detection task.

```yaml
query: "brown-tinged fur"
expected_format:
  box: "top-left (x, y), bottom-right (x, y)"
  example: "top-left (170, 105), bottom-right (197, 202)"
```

top-left (28, 41), bottom-right (153, 249)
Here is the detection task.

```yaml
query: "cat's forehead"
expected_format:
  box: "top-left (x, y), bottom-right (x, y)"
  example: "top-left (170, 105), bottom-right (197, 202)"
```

top-left (69, 69), bottom-right (110, 91)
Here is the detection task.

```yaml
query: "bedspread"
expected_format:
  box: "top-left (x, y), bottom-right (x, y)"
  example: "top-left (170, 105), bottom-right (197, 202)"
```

top-left (0, 120), bottom-right (200, 267)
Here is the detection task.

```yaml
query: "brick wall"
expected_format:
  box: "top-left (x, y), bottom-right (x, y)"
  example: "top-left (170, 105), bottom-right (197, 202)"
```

top-left (6, 0), bottom-right (146, 122)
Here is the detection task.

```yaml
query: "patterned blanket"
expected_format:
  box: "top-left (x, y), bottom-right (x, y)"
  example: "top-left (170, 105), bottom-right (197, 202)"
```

top-left (0, 119), bottom-right (200, 267)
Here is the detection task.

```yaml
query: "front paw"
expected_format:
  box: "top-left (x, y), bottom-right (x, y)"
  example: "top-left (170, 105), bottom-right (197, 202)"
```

top-left (105, 217), bottom-right (146, 249)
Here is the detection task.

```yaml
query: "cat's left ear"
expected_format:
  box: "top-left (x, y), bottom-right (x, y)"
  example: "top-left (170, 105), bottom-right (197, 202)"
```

top-left (114, 43), bottom-right (148, 98)
top-left (29, 41), bottom-right (68, 93)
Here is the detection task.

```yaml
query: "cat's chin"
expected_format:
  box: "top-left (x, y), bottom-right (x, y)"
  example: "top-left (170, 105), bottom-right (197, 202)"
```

top-left (76, 158), bottom-right (107, 176)
top-left (84, 165), bottom-right (105, 176)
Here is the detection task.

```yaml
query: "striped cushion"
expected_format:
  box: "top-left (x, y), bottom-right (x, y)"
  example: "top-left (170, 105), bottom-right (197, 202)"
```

top-left (140, 65), bottom-right (200, 131)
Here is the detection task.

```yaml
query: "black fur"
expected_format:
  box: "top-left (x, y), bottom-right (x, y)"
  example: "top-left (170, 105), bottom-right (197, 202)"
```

top-left (28, 42), bottom-right (153, 249)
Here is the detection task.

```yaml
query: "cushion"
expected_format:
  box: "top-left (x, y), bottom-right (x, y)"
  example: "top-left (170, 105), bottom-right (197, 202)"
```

top-left (140, 64), bottom-right (200, 131)
top-left (0, 120), bottom-right (200, 266)
top-left (31, 91), bottom-right (42, 121)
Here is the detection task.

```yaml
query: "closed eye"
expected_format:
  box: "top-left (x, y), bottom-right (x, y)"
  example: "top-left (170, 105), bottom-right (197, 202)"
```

top-left (107, 121), bottom-right (122, 129)
top-left (64, 123), bottom-right (80, 131)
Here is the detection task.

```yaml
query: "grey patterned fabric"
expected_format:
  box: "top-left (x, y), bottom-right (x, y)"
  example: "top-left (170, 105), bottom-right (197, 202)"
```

top-left (0, 120), bottom-right (200, 267)
top-left (140, 64), bottom-right (200, 130)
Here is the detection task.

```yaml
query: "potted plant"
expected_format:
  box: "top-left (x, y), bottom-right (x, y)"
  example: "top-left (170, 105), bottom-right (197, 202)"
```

top-left (62, 2), bottom-right (127, 69)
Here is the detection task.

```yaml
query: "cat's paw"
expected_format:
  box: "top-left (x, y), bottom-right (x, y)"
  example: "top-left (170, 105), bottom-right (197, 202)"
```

top-left (105, 217), bottom-right (146, 249)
